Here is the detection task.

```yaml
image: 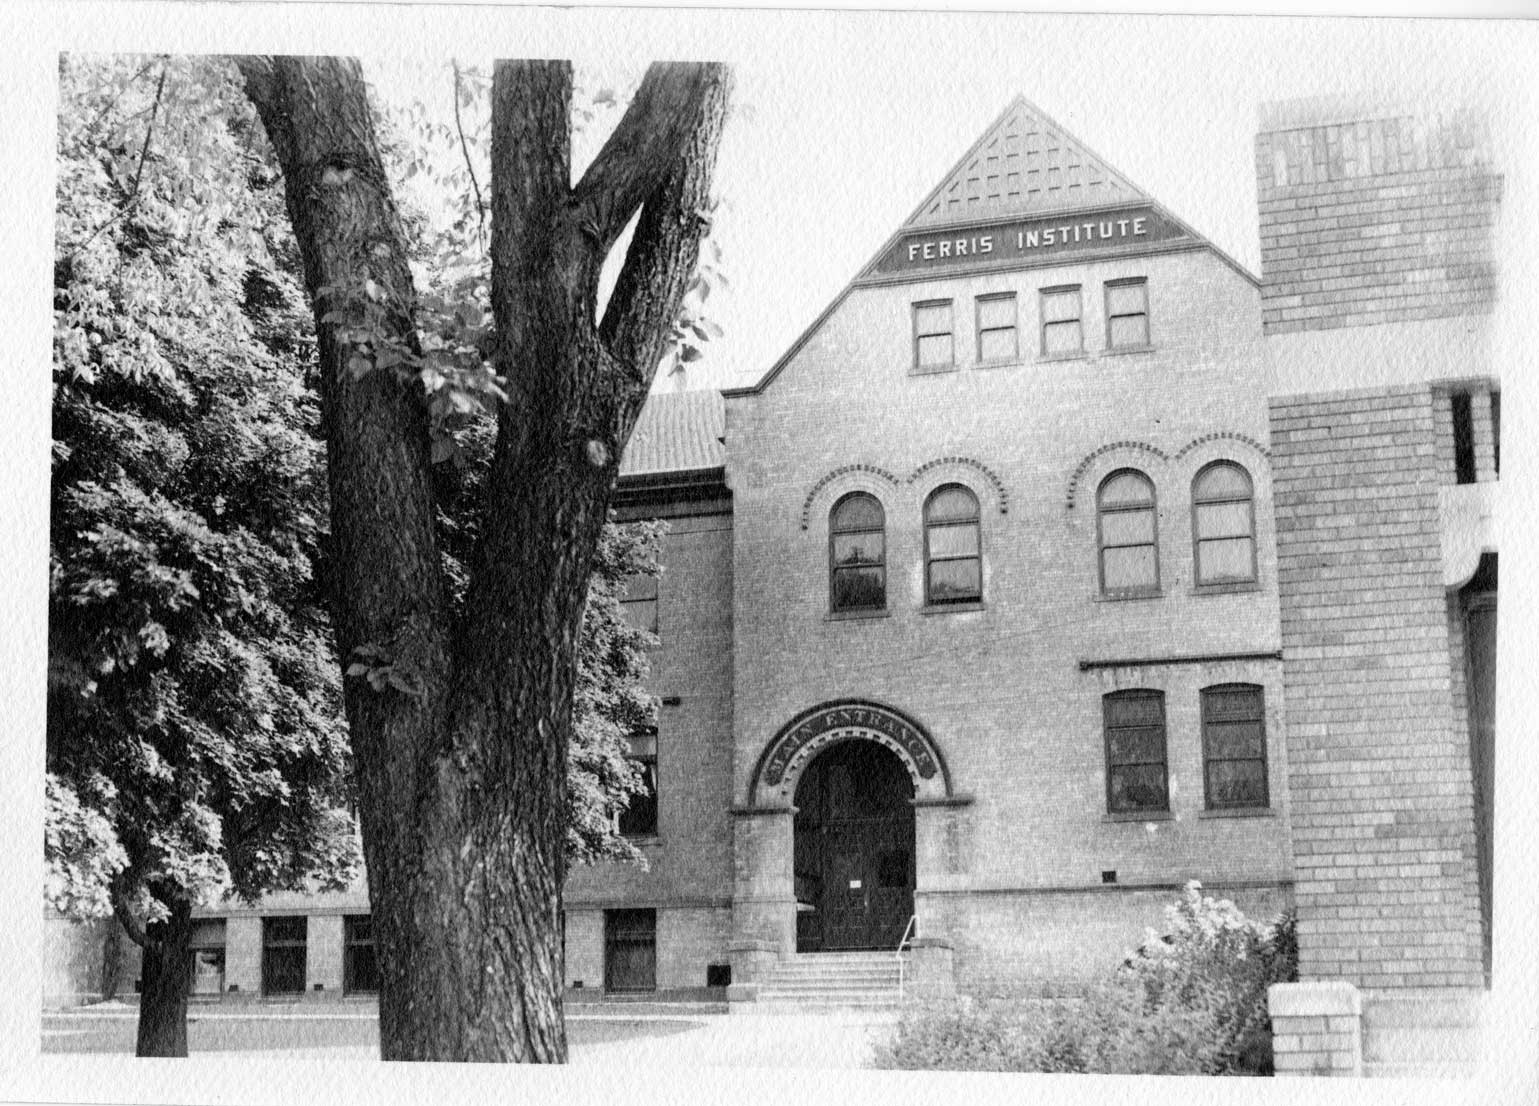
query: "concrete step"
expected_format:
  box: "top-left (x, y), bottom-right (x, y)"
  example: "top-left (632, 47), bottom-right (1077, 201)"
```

top-left (758, 985), bottom-right (901, 999)
top-left (1362, 991), bottom-right (1486, 1029)
top-left (763, 970), bottom-right (901, 983)
top-left (1362, 1025), bottom-right (1482, 1065)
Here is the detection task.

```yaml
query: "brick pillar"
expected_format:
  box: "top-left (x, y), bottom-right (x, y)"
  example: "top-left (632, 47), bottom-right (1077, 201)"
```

top-left (1269, 980), bottom-right (1363, 1077)
top-left (1468, 389), bottom-right (1497, 483)
top-left (1269, 386), bottom-right (1483, 990)
top-left (225, 916), bottom-right (262, 999)
top-left (306, 914), bottom-right (343, 998)
top-left (730, 807), bottom-right (795, 955)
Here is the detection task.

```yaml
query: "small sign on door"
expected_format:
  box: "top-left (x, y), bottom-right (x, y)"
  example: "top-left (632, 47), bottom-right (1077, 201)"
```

top-left (849, 879), bottom-right (862, 889)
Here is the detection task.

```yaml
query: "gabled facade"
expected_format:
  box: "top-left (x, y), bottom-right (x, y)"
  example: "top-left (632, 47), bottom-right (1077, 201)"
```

top-left (714, 96), bottom-right (1291, 991)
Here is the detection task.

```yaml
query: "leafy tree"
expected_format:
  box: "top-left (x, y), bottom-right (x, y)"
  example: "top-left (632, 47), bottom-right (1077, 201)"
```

top-left (236, 56), bottom-right (731, 1061)
top-left (48, 55), bottom-right (360, 1056)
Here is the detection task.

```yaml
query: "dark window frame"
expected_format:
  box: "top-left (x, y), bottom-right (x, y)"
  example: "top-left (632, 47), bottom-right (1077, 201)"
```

top-left (261, 915), bottom-right (307, 997)
top-left (975, 292), bottom-right (1019, 364)
top-left (604, 908), bottom-right (658, 994)
top-left (1201, 684), bottom-right (1270, 810)
top-left (1103, 689), bottom-right (1170, 815)
top-left (343, 914), bottom-right (380, 995)
top-left (828, 492), bottom-right (887, 614)
top-left (1039, 284), bottom-right (1084, 357)
top-left (912, 299), bottom-right (955, 372)
top-left (1096, 469), bottom-right (1160, 597)
top-left (1104, 277), bottom-right (1151, 350)
top-left (922, 484), bottom-right (983, 607)
top-left (1191, 461), bottom-right (1258, 588)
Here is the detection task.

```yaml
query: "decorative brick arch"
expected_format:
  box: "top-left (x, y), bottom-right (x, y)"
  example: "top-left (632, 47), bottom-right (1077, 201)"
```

top-left (1066, 440), bottom-right (1169, 509)
top-left (1172, 431), bottom-right (1271, 462)
top-left (800, 464), bottom-right (902, 530)
top-left (907, 456), bottom-right (1008, 514)
top-left (748, 699), bottom-right (954, 807)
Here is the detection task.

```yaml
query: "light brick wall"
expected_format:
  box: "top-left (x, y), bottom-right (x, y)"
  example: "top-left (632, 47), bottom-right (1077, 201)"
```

top-left (562, 906), bottom-right (731, 993)
top-left (225, 915), bottom-right (262, 997)
top-left (725, 246), bottom-right (1294, 976)
top-left (565, 510), bottom-right (736, 985)
top-left (1268, 385), bottom-right (1483, 989)
top-left (1269, 980), bottom-right (1363, 1077)
top-left (563, 909), bottom-right (605, 992)
top-left (941, 884), bottom-right (1292, 991)
top-left (306, 913), bottom-right (344, 997)
top-left (1256, 104), bottom-right (1499, 335)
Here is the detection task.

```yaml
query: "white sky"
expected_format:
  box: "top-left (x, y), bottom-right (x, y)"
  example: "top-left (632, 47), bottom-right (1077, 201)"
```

top-left (372, 14), bottom-right (1529, 392)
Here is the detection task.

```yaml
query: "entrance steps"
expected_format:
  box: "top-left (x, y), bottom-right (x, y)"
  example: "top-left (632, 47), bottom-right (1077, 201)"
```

top-left (1361, 989), bottom-right (1487, 1079)
top-left (747, 951), bottom-right (905, 1015)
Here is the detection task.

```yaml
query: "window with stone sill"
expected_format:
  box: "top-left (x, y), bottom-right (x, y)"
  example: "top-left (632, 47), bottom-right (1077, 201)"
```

top-left (976, 292), bottom-right (1018, 363)
top-left (1097, 469), bottom-right (1160, 596)
top-left (1192, 461), bottom-right (1257, 587)
top-left (829, 492), bottom-right (886, 613)
top-left (1040, 285), bottom-right (1083, 356)
top-left (1202, 684), bottom-right (1269, 810)
top-left (1104, 689), bottom-right (1170, 815)
top-left (1105, 278), bottom-right (1150, 349)
top-left (923, 484), bottom-right (982, 606)
top-left (912, 300), bottom-right (954, 371)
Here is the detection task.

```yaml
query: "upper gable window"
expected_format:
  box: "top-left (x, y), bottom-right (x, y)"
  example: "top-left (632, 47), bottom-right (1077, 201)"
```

top-left (829, 493), bottom-right (886, 613)
top-left (1040, 286), bottom-right (1083, 357)
top-left (1097, 470), bottom-right (1159, 596)
top-left (976, 293), bottom-right (1018, 364)
top-left (1105, 279), bottom-right (1150, 349)
top-left (913, 300), bottom-right (954, 372)
top-left (924, 484), bottom-right (982, 606)
top-left (1192, 462), bottom-right (1257, 586)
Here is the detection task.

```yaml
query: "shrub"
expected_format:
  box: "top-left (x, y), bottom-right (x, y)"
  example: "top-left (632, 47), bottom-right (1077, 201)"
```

top-left (874, 883), bottom-right (1299, 1075)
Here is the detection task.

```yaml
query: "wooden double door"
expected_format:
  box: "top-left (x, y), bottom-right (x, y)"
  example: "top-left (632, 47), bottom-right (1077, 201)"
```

top-left (793, 741), bottom-right (915, 951)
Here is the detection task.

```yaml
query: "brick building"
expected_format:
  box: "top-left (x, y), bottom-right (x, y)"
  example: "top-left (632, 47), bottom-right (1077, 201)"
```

top-left (45, 93), bottom-right (1500, 1076)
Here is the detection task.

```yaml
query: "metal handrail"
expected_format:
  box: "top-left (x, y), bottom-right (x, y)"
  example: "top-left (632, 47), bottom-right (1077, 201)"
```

top-left (895, 914), bottom-right (917, 1002)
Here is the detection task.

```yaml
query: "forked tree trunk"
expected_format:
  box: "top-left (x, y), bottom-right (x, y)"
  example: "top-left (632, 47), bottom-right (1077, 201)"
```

top-left (134, 899), bottom-right (193, 1057)
top-left (236, 55), bottom-right (730, 1062)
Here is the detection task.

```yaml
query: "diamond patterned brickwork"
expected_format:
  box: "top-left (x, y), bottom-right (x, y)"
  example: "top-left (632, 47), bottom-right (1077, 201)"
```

top-left (910, 98), bottom-right (1145, 226)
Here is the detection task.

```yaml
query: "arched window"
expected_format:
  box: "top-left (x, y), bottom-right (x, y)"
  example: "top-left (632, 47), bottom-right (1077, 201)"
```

top-left (1103, 689), bottom-right (1169, 814)
top-left (1192, 462), bottom-right (1256, 586)
top-left (829, 493), bottom-right (886, 612)
top-left (924, 484), bottom-right (981, 605)
top-left (1097, 470), bottom-right (1159, 595)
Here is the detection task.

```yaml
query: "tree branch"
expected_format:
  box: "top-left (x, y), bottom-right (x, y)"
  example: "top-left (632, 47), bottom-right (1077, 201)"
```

top-left (571, 63), bottom-right (725, 256)
top-left (110, 884), bottom-right (149, 949)
top-left (452, 60), bottom-right (487, 255)
top-left (68, 62), bottom-right (168, 260)
top-left (600, 65), bottom-right (732, 383)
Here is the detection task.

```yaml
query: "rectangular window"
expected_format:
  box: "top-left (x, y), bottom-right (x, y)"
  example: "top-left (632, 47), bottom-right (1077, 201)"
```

top-left (618, 728), bottom-right (658, 837)
top-left (619, 573), bottom-right (659, 635)
top-left (1040, 286), bottom-right (1083, 356)
top-left (1202, 685), bottom-right (1269, 809)
top-left (975, 293), bottom-right (1018, 363)
top-left (344, 915), bottom-right (380, 994)
top-left (913, 300), bottom-right (954, 371)
top-left (261, 916), bottom-right (307, 996)
top-left (188, 919), bottom-right (226, 997)
top-left (1104, 690), bottom-right (1169, 814)
top-left (1105, 279), bottom-right (1150, 349)
top-left (604, 909), bottom-right (657, 993)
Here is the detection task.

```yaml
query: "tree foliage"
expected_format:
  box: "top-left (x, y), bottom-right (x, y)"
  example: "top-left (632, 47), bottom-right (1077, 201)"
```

top-left (49, 55), bottom-right (360, 941)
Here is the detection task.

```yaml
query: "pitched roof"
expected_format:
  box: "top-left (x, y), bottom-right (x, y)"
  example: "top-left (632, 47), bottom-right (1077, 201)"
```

top-left (905, 96), bottom-right (1148, 227)
top-left (619, 388), bottom-right (725, 477)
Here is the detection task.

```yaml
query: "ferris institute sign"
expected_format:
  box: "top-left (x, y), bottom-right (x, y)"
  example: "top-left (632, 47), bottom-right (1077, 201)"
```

top-left (868, 204), bottom-right (1189, 277)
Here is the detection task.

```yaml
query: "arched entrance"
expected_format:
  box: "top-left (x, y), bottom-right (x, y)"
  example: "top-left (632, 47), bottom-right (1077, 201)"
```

top-left (792, 741), bottom-right (915, 951)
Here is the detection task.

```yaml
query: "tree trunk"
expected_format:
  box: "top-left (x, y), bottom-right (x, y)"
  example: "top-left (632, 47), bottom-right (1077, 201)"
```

top-left (135, 899), bottom-right (193, 1057)
top-left (236, 54), bottom-right (730, 1063)
top-left (99, 920), bottom-right (123, 1002)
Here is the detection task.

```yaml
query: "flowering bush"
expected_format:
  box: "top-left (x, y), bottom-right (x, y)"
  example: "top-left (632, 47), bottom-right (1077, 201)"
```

top-left (875, 883), bottom-right (1298, 1075)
